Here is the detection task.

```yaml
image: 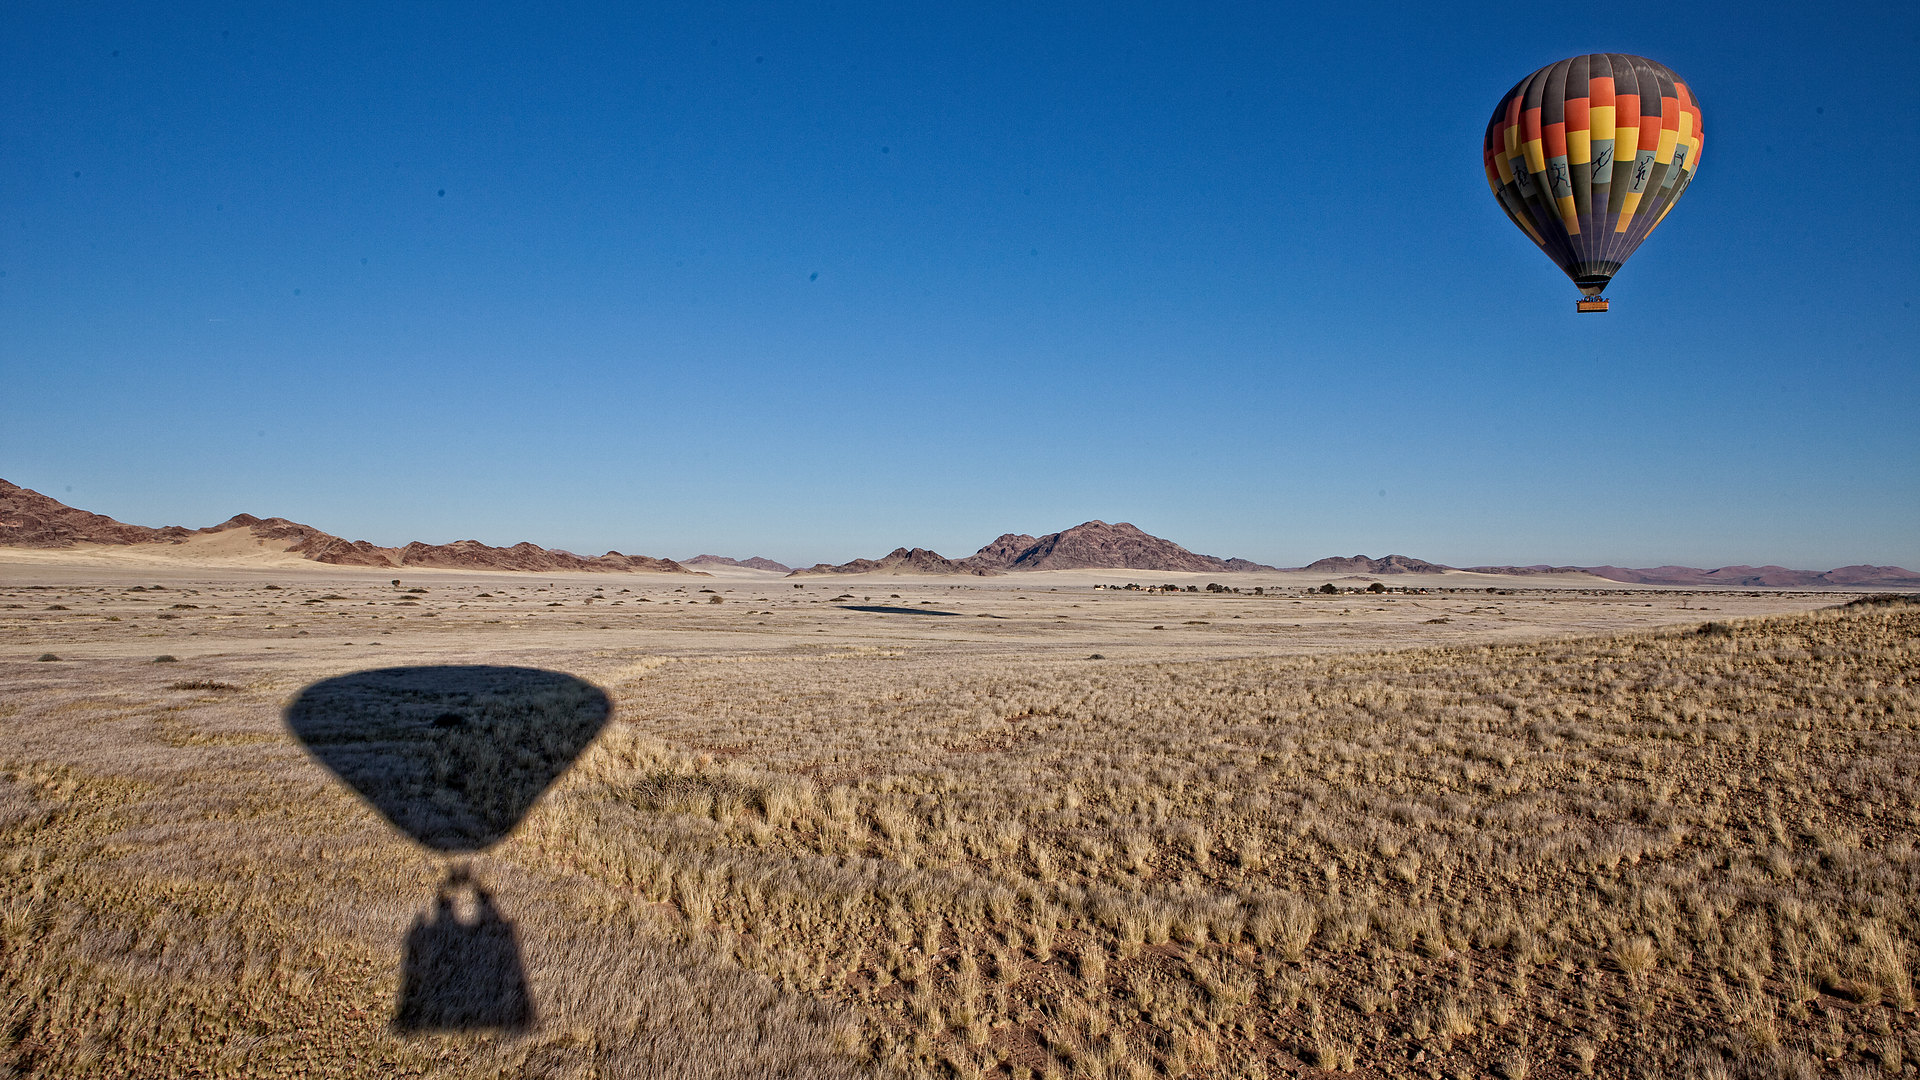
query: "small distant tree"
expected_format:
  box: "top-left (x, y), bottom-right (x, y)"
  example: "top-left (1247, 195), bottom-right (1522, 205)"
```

top-left (1368, 582), bottom-right (1387, 594)
top-left (1319, 583), bottom-right (1338, 594)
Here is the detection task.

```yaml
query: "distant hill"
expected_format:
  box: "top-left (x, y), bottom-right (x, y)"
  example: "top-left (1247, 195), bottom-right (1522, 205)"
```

top-left (789, 547), bottom-right (995, 577)
top-left (683, 555), bottom-right (794, 573)
top-left (0, 479), bottom-right (697, 574)
top-left (961, 521), bottom-right (1276, 573)
top-left (0, 478), bottom-right (192, 547)
top-left (1299, 554), bottom-right (1451, 575)
top-left (1560, 564), bottom-right (1920, 589)
top-left (1323, 557), bottom-right (1918, 588)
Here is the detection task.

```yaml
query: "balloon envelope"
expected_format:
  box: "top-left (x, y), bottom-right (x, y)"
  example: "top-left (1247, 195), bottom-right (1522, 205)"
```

top-left (1483, 54), bottom-right (1703, 297)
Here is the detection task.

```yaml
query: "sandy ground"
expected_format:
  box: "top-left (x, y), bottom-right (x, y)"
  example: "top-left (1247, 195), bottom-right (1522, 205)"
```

top-left (1, 543), bottom-right (1876, 669)
top-left (0, 551), bottom-right (1860, 669)
top-left (3, 550), bottom-right (1912, 1078)
top-left (1, 551), bottom-right (1865, 670)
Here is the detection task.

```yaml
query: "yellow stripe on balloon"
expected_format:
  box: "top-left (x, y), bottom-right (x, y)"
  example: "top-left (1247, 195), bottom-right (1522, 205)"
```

top-left (1590, 106), bottom-right (1616, 144)
top-left (1613, 121), bottom-right (1640, 159)
top-left (1655, 127), bottom-right (1678, 165)
top-left (1524, 138), bottom-right (1546, 175)
top-left (1568, 130), bottom-right (1591, 166)
top-left (1556, 195), bottom-right (1580, 234)
top-left (1614, 190), bottom-right (1642, 231)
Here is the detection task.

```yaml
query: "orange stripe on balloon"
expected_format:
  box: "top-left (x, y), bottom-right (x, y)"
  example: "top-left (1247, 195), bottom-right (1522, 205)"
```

top-left (1544, 122), bottom-right (1568, 159)
top-left (1565, 97), bottom-right (1591, 134)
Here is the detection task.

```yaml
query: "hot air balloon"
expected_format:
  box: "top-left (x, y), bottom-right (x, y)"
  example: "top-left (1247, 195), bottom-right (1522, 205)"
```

top-left (1483, 54), bottom-right (1702, 312)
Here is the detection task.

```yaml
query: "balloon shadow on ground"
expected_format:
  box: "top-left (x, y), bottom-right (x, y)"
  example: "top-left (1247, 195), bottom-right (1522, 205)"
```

top-left (284, 665), bottom-right (612, 1033)
top-left (285, 665), bottom-right (611, 852)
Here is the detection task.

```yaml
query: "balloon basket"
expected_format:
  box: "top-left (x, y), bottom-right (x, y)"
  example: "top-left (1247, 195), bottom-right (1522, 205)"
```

top-left (1575, 298), bottom-right (1610, 313)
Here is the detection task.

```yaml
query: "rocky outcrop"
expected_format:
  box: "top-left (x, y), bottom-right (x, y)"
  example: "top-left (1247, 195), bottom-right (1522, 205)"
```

top-left (683, 555), bottom-right (794, 573)
top-left (961, 521), bottom-right (1274, 573)
top-left (963, 533), bottom-right (1040, 570)
top-left (1300, 554), bottom-right (1450, 575)
top-left (0, 479), bottom-right (190, 546)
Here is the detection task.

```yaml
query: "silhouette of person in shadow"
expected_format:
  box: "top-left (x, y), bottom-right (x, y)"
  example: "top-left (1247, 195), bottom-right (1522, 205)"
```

top-left (285, 666), bottom-right (611, 1034)
top-left (394, 864), bottom-right (534, 1032)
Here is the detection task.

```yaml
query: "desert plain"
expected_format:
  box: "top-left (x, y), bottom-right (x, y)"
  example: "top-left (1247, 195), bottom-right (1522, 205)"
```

top-left (2, 547), bottom-right (1916, 1079)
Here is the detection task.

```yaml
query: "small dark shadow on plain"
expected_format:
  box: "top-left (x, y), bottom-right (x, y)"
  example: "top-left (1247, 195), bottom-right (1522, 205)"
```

top-left (838, 605), bottom-right (964, 616)
top-left (284, 665), bottom-right (611, 1034)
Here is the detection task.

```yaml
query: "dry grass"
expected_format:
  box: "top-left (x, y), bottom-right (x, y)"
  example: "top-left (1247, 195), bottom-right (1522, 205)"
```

top-left (0, 573), bottom-right (1915, 1078)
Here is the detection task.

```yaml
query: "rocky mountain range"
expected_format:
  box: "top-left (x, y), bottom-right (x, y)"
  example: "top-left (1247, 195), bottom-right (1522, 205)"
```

top-left (786, 521), bottom-right (1273, 577)
top-left (789, 548), bottom-right (996, 577)
top-left (1462, 562), bottom-right (1920, 589)
top-left (6, 479), bottom-right (1915, 587)
top-left (0, 479), bottom-right (696, 574)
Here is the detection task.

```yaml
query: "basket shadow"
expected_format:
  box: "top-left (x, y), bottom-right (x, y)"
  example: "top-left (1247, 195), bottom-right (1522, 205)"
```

top-left (393, 867), bottom-right (534, 1033)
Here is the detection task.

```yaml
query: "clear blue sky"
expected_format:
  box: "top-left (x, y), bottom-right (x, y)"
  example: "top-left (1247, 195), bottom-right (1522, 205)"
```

top-left (5, 3), bottom-right (1916, 569)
